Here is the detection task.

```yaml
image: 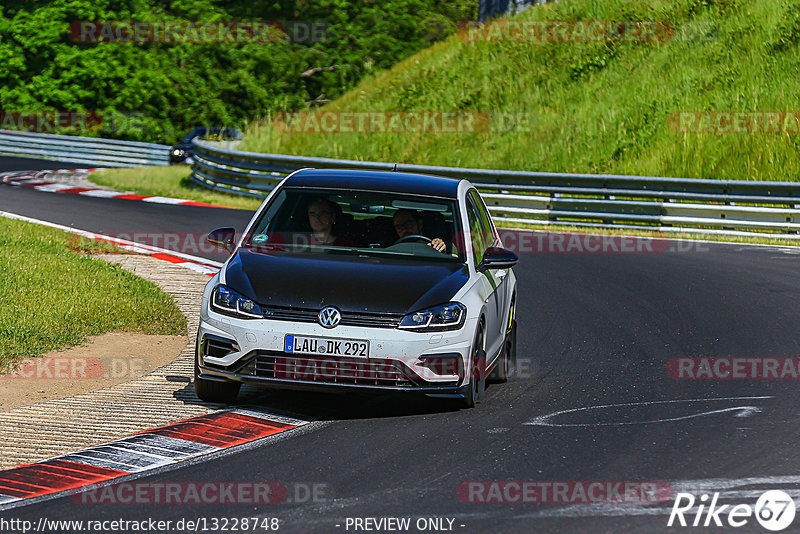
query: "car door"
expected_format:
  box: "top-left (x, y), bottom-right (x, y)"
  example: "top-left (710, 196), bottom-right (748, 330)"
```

top-left (466, 192), bottom-right (504, 363)
top-left (471, 189), bottom-right (510, 351)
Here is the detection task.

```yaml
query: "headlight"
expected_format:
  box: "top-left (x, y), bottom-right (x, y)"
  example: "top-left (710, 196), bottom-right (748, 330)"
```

top-left (210, 285), bottom-right (264, 319)
top-left (398, 302), bottom-right (466, 331)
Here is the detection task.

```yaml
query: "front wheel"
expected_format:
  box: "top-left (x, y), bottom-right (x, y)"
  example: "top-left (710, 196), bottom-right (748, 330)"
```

top-left (458, 326), bottom-right (486, 409)
top-left (488, 319), bottom-right (516, 384)
top-left (194, 358), bottom-right (241, 404)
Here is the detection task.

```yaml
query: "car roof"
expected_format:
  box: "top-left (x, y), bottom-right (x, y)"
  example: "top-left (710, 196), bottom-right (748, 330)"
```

top-left (284, 169), bottom-right (462, 198)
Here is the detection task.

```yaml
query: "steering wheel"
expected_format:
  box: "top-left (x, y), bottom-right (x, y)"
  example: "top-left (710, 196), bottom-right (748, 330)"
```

top-left (393, 234), bottom-right (432, 245)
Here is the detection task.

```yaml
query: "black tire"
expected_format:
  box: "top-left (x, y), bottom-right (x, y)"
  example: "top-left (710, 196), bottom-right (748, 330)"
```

top-left (458, 325), bottom-right (486, 409)
top-left (509, 319), bottom-right (517, 373)
top-left (488, 301), bottom-right (516, 383)
top-left (194, 357), bottom-right (241, 404)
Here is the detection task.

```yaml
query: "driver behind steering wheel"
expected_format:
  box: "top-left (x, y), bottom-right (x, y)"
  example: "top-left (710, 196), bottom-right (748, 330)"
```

top-left (392, 209), bottom-right (447, 253)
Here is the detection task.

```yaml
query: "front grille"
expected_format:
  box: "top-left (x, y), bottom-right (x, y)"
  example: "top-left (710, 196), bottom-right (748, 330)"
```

top-left (238, 352), bottom-right (415, 387)
top-left (263, 307), bottom-right (402, 328)
top-left (340, 313), bottom-right (402, 328)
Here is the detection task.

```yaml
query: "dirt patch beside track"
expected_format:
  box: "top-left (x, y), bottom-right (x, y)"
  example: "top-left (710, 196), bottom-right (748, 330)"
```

top-left (0, 333), bottom-right (187, 412)
top-left (0, 254), bottom-right (263, 469)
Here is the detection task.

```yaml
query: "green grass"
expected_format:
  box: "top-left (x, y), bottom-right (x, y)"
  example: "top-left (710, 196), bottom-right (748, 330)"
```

top-left (0, 217), bottom-right (187, 372)
top-left (241, 0), bottom-right (800, 182)
top-left (90, 166), bottom-right (263, 211)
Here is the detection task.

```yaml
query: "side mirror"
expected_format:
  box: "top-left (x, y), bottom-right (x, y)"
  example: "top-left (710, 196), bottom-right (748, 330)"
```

top-left (207, 227), bottom-right (236, 253)
top-left (478, 246), bottom-right (518, 272)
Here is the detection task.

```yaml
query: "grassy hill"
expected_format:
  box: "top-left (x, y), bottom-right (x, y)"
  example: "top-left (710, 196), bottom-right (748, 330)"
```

top-left (241, 0), bottom-right (800, 181)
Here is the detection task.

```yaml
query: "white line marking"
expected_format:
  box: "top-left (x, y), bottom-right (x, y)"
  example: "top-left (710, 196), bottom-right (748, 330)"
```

top-left (706, 490), bottom-right (800, 499)
top-left (525, 396), bottom-right (773, 427)
top-left (519, 493), bottom-right (800, 519)
top-left (231, 408), bottom-right (312, 427)
top-left (102, 437), bottom-right (217, 460)
top-left (57, 452), bottom-right (171, 472)
top-left (78, 189), bottom-right (127, 198)
top-left (141, 196), bottom-right (190, 204)
top-left (670, 475), bottom-right (800, 490)
top-left (33, 183), bottom-right (77, 193)
top-left (118, 434), bottom-right (218, 457)
top-left (410, 476), bottom-right (800, 522)
top-left (3, 170), bottom-right (234, 208)
top-left (177, 261), bottom-right (220, 275)
top-left (99, 443), bottom-right (185, 462)
top-left (0, 210), bottom-right (223, 269)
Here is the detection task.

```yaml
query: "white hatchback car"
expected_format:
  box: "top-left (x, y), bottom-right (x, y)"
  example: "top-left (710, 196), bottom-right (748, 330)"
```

top-left (195, 169), bottom-right (518, 408)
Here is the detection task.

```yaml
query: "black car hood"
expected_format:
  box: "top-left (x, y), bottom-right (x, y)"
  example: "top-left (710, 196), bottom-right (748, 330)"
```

top-left (224, 248), bottom-right (469, 315)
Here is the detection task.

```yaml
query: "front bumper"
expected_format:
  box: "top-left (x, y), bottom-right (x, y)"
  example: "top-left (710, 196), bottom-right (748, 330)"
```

top-left (197, 362), bottom-right (470, 398)
top-left (198, 308), bottom-right (474, 398)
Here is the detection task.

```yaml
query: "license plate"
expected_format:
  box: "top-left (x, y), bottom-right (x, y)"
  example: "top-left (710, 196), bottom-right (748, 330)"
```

top-left (284, 335), bottom-right (369, 357)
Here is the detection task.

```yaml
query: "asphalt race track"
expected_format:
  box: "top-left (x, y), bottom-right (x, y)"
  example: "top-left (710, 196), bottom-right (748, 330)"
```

top-left (0, 158), bottom-right (251, 263)
top-left (2, 156), bottom-right (800, 533)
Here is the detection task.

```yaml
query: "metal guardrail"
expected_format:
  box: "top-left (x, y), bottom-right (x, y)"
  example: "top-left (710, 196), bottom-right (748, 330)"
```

top-left (0, 130), bottom-right (170, 167)
top-left (190, 137), bottom-right (800, 237)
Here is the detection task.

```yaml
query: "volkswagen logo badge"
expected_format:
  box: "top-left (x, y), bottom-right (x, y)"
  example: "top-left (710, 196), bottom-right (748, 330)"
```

top-left (318, 306), bottom-right (341, 328)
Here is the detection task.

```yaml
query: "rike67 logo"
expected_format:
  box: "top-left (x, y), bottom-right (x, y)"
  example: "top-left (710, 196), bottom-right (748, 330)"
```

top-left (668, 490), bottom-right (796, 531)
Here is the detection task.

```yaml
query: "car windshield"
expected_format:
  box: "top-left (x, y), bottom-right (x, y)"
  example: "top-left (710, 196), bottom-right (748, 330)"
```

top-left (243, 188), bottom-right (466, 263)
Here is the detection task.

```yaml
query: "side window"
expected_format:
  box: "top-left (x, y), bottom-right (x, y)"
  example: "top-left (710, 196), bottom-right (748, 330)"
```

top-left (466, 198), bottom-right (487, 265)
top-left (470, 190), bottom-right (496, 248)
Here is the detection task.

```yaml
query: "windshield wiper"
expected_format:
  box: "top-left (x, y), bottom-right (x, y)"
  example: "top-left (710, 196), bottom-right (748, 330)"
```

top-left (322, 247), bottom-right (415, 258)
top-left (326, 247), bottom-right (462, 262)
